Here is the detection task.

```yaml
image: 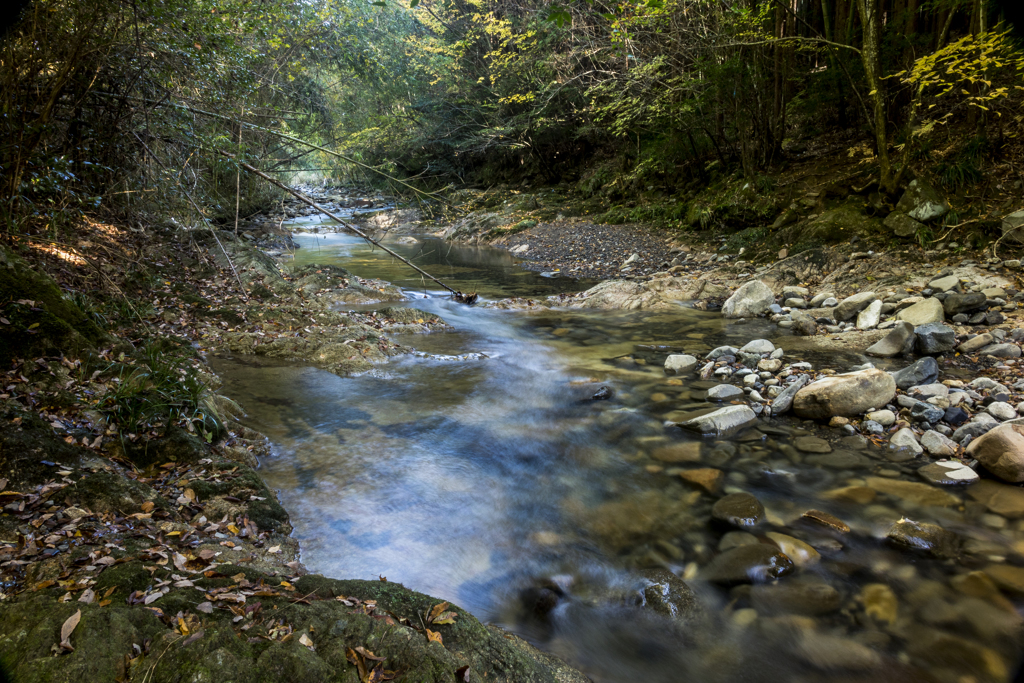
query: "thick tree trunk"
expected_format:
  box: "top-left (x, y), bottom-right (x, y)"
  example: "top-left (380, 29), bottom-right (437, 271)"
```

top-left (855, 0), bottom-right (894, 193)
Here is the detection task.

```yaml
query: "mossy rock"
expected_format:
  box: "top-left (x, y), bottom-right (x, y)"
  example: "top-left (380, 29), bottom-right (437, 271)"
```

top-left (0, 245), bottom-right (105, 364)
top-left (780, 206), bottom-right (882, 250)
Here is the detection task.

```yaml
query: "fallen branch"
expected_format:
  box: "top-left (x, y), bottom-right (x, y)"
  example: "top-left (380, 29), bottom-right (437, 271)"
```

top-left (222, 152), bottom-right (474, 301)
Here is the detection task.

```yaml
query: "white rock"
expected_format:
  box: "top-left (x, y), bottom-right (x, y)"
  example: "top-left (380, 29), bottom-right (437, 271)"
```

top-left (988, 401), bottom-right (1017, 421)
top-left (889, 427), bottom-right (923, 454)
top-left (707, 384), bottom-right (745, 401)
top-left (740, 339), bottom-right (775, 355)
top-left (856, 300), bottom-right (883, 330)
top-left (921, 430), bottom-right (957, 457)
top-left (865, 409), bottom-right (896, 427)
top-left (665, 354), bottom-right (699, 374)
top-left (722, 280), bottom-right (776, 319)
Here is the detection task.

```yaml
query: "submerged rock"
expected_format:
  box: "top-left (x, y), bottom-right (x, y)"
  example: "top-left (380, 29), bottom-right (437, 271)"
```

top-left (886, 518), bottom-right (959, 558)
top-left (967, 423), bottom-right (1024, 482)
top-left (699, 544), bottom-right (794, 584)
top-left (750, 580), bottom-right (841, 616)
top-left (711, 492), bottom-right (765, 527)
top-left (678, 405), bottom-right (758, 436)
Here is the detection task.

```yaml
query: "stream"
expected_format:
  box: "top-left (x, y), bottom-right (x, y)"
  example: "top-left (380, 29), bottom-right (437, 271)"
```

top-left (212, 230), bottom-right (1023, 683)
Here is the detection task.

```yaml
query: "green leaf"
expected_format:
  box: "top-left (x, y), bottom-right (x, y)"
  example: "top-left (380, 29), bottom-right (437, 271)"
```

top-left (409, 0), bottom-right (419, 7)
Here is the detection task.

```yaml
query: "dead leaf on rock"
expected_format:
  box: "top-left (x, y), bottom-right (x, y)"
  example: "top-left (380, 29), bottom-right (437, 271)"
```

top-left (426, 629), bottom-right (443, 646)
top-left (78, 588), bottom-right (95, 604)
top-left (59, 609), bottom-right (81, 652)
top-left (140, 501), bottom-right (155, 513)
top-left (196, 601), bottom-right (214, 614)
top-left (299, 633), bottom-right (315, 651)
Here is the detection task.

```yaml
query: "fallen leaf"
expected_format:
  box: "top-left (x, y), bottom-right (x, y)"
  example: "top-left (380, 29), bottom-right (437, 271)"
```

top-left (455, 665), bottom-right (470, 682)
top-left (196, 601), bottom-right (214, 614)
top-left (78, 588), bottom-right (95, 604)
top-left (354, 646), bottom-right (384, 661)
top-left (426, 629), bottom-right (443, 646)
top-left (299, 633), bottom-right (315, 651)
top-left (59, 610), bottom-right (81, 651)
top-left (183, 488), bottom-right (196, 503)
top-left (267, 545), bottom-right (281, 554)
top-left (140, 501), bottom-right (155, 513)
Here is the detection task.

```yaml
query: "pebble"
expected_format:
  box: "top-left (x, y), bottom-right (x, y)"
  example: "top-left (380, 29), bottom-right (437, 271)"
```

top-left (865, 409), bottom-right (896, 427)
top-left (765, 532), bottom-right (821, 566)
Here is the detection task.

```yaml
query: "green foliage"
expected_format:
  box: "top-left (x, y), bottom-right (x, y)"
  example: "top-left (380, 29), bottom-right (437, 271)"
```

top-left (936, 136), bottom-right (988, 190)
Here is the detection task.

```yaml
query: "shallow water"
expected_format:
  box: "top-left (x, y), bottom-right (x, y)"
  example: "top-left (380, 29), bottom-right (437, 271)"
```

top-left (213, 230), bottom-right (1024, 683)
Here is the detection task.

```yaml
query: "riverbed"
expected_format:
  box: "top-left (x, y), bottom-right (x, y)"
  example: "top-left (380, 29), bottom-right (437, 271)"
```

top-left (212, 229), bottom-right (1023, 683)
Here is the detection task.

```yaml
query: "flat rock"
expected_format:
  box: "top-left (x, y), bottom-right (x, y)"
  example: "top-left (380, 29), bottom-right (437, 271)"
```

top-left (920, 430), bottom-right (957, 457)
top-left (985, 564), bottom-right (1024, 594)
top-left (664, 354), bottom-right (699, 374)
top-left (917, 459), bottom-right (978, 485)
top-left (1001, 209), bottom-right (1024, 245)
top-left (865, 476), bottom-right (960, 507)
top-left (711, 492), bottom-right (765, 527)
top-left (793, 369), bottom-right (897, 419)
top-left (944, 292), bottom-right (987, 316)
top-left (895, 297), bottom-right (945, 326)
top-left (679, 468), bottom-right (724, 494)
top-left (722, 280), bottom-right (775, 319)
top-left (750, 581), bottom-right (841, 616)
top-left (968, 480), bottom-right (1024, 518)
top-left (856, 300), bottom-right (883, 330)
top-left (966, 423), bottom-right (1024, 482)
top-left (699, 544), bottom-right (794, 584)
top-left (769, 374), bottom-right (809, 416)
top-left (765, 532), bottom-right (820, 566)
top-left (795, 631), bottom-right (882, 671)
top-left (707, 384), bottom-right (745, 401)
top-left (651, 441), bottom-right (703, 463)
top-left (958, 333), bottom-right (994, 354)
top-left (793, 436), bottom-right (831, 453)
top-left (928, 274), bottom-right (960, 292)
top-left (802, 508), bottom-right (851, 532)
top-left (739, 339), bottom-right (775, 355)
top-left (678, 405), bottom-right (758, 436)
top-left (979, 343), bottom-right (1022, 359)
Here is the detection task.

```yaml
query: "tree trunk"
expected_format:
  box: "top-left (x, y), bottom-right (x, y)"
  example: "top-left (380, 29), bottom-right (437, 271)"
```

top-left (855, 0), bottom-right (894, 192)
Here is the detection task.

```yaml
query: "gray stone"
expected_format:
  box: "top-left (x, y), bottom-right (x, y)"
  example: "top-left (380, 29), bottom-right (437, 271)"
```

top-left (770, 374), bottom-right (809, 416)
top-left (896, 179), bottom-right (950, 222)
top-left (739, 339), bottom-right (775, 355)
top-left (968, 423), bottom-right (1024, 482)
top-left (914, 322), bottom-right (955, 354)
top-left (711, 492), bottom-right (765, 528)
top-left (795, 632), bottom-right (882, 670)
top-left (793, 436), bottom-right (832, 453)
top-left (862, 420), bottom-right (884, 435)
top-left (782, 286), bottom-right (810, 299)
top-left (790, 310), bottom-right (818, 336)
top-left (895, 297), bottom-right (945, 326)
top-left (865, 321), bottom-right (916, 358)
top-left (944, 292), bottom-right (987, 316)
top-left (889, 427), bottom-right (923, 454)
top-left (885, 211), bottom-right (926, 237)
top-left (722, 280), bottom-right (775, 319)
top-left (920, 430), bottom-right (958, 457)
top-left (910, 401), bottom-right (944, 424)
top-left (699, 544), bottom-right (794, 584)
top-left (750, 581), bottom-right (842, 616)
top-left (979, 343), bottom-right (1022, 359)
top-left (707, 384), bottom-right (745, 401)
top-left (1001, 209), bottom-right (1024, 245)
top-left (820, 297), bottom-right (838, 308)
top-left (890, 357), bottom-right (939, 390)
top-left (679, 405), bottom-right (759, 436)
top-left (665, 354), bottom-right (699, 374)
top-left (866, 409), bottom-right (896, 427)
top-left (793, 369), bottom-right (897, 419)
top-left (952, 420), bottom-right (997, 444)
top-left (856, 300), bottom-right (883, 330)
top-left (988, 401), bottom-right (1018, 421)
top-left (834, 292), bottom-right (877, 322)
top-left (809, 292), bottom-right (836, 307)
top-left (784, 298), bottom-right (807, 309)
top-left (928, 274), bottom-right (961, 293)
top-left (909, 383), bottom-right (948, 399)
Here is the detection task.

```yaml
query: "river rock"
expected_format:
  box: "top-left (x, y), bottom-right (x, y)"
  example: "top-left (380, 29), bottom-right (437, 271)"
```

top-left (769, 374), bottom-right (809, 416)
top-left (793, 436), bottom-right (831, 453)
top-left (722, 280), bottom-right (775, 318)
top-left (679, 468), bottom-right (724, 494)
top-left (920, 430), bottom-right (957, 457)
top-left (917, 459), bottom-right (978, 485)
top-left (765, 532), bottom-right (820, 566)
top-left (866, 409), bottom-right (896, 426)
top-left (740, 339), bottom-right (775, 355)
top-left (711, 492), bottom-right (765, 527)
top-left (652, 442), bottom-right (702, 463)
top-left (810, 292), bottom-right (836, 307)
top-left (928, 274), bottom-right (961, 293)
top-left (865, 476), bottom-right (960, 506)
top-left (944, 292), bottom-right (987, 316)
top-left (707, 384), bottom-right (745, 401)
top-left (678, 405), bottom-right (758, 436)
top-left (890, 356), bottom-right (939, 390)
top-left (802, 509), bottom-right (850, 532)
top-left (889, 427), bottom-right (923, 454)
top-left (665, 354), bottom-right (699, 374)
top-left (979, 343), bottom-right (1022, 359)
top-left (958, 333), bottom-right (993, 354)
top-left (757, 358), bottom-right (782, 372)
top-left (886, 518), bottom-right (958, 558)
top-left (988, 401), bottom-right (1017, 421)
top-left (966, 423), bottom-right (1024, 482)
top-left (967, 479), bottom-right (1024, 518)
top-left (895, 297), bottom-right (945, 326)
top-left (834, 292), bottom-right (877, 322)
top-left (634, 568), bottom-right (702, 623)
top-left (795, 631), bottom-right (882, 671)
top-left (952, 419), bottom-right (997, 444)
top-left (1002, 209), bottom-right (1024, 244)
top-left (885, 211), bottom-right (926, 238)
top-left (896, 178), bottom-right (950, 222)
top-left (792, 369), bottom-right (897, 419)
top-left (856, 300), bottom-right (883, 330)
top-left (914, 322), bottom-right (955, 354)
top-left (865, 321), bottom-right (916, 357)
top-left (699, 544), bottom-right (794, 584)
top-left (750, 580), bottom-right (841, 616)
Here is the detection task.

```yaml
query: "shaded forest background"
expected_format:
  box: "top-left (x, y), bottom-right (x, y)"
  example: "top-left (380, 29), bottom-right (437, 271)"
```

top-left (1, 0), bottom-right (1023, 233)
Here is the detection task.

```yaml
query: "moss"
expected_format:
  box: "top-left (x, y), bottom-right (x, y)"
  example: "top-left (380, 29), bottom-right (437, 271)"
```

top-left (0, 245), bottom-right (105, 365)
top-left (121, 426), bottom-right (210, 469)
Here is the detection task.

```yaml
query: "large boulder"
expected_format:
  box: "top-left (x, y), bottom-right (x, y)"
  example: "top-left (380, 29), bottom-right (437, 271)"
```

top-left (1002, 209), bottom-right (1024, 245)
top-left (895, 297), bottom-right (945, 326)
top-left (865, 321), bottom-right (916, 357)
top-left (884, 211), bottom-right (925, 238)
top-left (895, 179), bottom-right (949, 222)
top-left (834, 292), bottom-right (877, 322)
top-left (793, 369), bottom-right (897, 419)
top-left (966, 423), bottom-right (1024, 482)
top-left (722, 280), bottom-right (775, 319)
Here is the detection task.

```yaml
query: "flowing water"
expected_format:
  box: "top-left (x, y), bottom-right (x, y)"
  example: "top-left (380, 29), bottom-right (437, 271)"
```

top-left (213, 230), bottom-right (1024, 683)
